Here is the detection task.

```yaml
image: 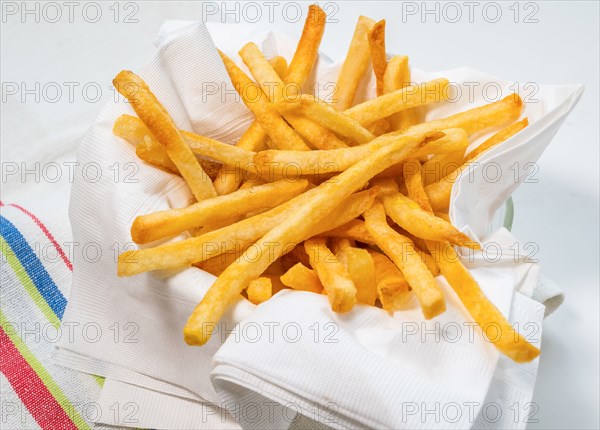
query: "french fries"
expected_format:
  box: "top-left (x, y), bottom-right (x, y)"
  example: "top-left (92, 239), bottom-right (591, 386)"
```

top-left (280, 262), bottom-right (323, 293)
top-left (246, 277), bottom-right (273, 305)
top-left (383, 55), bottom-right (420, 130)
top-left (426, 117), bottom-right (529, 210)
top-left (219, 50), bottom-right (310, 151)
top-left (332, 16), bottom-right (376, 110)
top-left (113, 71), bottom-right (217, 200)
top-left (305, 238), bottom-right (357, 312)
top-left (405, 162), bottom-right (540, 362)
top-left (368, 20), bottom-right (387, 97)
top-left (364, 201), bottom-right (445, 319)
top-left (337, 246), bottom-right (378, 305)
top-left (114, 5), bottom-right (542, 363)
top-left (367, 249), bottom-right (411, 311)
top-left (131, 179), bottom-right (308, 244)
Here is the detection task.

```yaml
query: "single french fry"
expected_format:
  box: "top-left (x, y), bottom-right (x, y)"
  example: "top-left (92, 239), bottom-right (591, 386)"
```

top-left (283, 113), bottom-right (349, 149)
top-left (383, 55), bottom-right (409, 95)
top-left (113, 71), bottom-right (217, 200)
top-left (213, 121), bottom-right (268, 195)
top-left (415, 94), bottom-right (523, 136)
top-left (345, 78), bottom-right (450, 126)
top-left (286, 4), bottom-right (327, 86)
top-left (321, 219), bottom-right (375, 244)
top-left (429, 241), bottom-right (540, 362)
top-left (368, 20), bottom-right (387, 96)
top-left (466, 117), bottom-right (529, 162)
top-left (277, 95), bottom-right (375, 144)
top-left (366, 249), bottom-right (411, 310)
top-left (183, 128), bottom-right (434, 345)
top-left (246, 277), bottom-right (273, 305)
top-left (363, 201), bottom-right (445, 319)
top-left (332, 16), bottom-right (376, 110)
top-left (382, 191), bottom-right (479, 248)
top-left (425, 117), bottom-right (529, 211)
top-left (131, 179), bottom-right (308, 244)
top-left (119, 187), bottom-right (379, 277)
top-left (254, 130), bottom-right (435, 177)
top-left (305, 238), bottom-right (357, 312)
top-left (280, 262), bottom-right (323, 294)
top-left (415, 247), bottom-right (440, 277)
top-left (337, 246), bottom-right (378, 306)
top-left (268, 56), bottom-right (288, 79)
top-left (403, 159), bottom-right (434, 213)
top-left (219, 50), bottom-right (310, 151)
top-left (383, 55), bottom-right (420, 130)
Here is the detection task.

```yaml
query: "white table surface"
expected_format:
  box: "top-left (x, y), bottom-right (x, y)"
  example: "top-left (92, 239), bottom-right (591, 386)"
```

top-left (1, 2), bottom-right (598, 429)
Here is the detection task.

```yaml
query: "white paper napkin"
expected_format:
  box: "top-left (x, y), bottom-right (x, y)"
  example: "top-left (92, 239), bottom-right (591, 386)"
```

top-left (59, 21), bottom-right (580, 429)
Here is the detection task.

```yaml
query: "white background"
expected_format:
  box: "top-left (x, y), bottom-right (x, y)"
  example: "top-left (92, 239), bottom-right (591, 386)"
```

top-left (1, 1), bottom-right (598, 429)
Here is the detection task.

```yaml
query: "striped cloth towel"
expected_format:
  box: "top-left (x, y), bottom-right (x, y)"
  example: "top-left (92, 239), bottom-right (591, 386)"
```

top-left (0, 201), bottom-right (111, 430)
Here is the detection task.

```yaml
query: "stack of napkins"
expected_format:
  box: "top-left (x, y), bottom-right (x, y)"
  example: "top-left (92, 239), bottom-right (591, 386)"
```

top-left (57, 21), bottom-right (581, 429)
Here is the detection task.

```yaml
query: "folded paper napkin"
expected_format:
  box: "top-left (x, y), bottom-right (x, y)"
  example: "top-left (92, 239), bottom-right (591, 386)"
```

top-left (57, 21), bottom-right (581, 429)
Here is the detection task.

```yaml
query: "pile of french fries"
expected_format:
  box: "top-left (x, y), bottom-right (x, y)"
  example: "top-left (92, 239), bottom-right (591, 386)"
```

top-left (112, 6), bottom-right (538, 363)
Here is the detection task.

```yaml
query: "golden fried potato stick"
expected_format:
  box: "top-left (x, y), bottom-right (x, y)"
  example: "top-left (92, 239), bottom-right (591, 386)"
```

top-left (213, 122), bottom-right (268, 195)
top-left (246, 277), bottom-right (273, 305)
top-left (280, 262), bottom-right (323, 294)
top-left (383, 55), bottom-right (409, 94)
top-left (426, 117), bottom-right (529, 211)
top-left (332, 16), bottom-right (376, 110)
top-left (113, 71), bottom-right (217, 200)
top-left (118, 187), bottom-right (379, 277)
top-left (368, 20), bottom-right (387, 97)
top-left (382, 190), bottom-right (479, 248)
top-left (402, 156), bottom-right (540, 362)
top-left (219, 50), bottom-right (310, 151)
top-left (183, 130), bottom-right (435, 345)
top-left (238, 42), bottom-right (347, 150)
top-left (366, 249), bottom-right (411, 311)
top-left (403, 159), bottom-right (434, 213)
top-left (321, 219), bottom-right (375, 244)
top-left (131, 179), bottom-right (309, 244)
top-left (286, 4), bottom-right (326, 86)
top-left (466, 117), bottom-right (529, 162)
top-left (345, 78), bottom-right (450, 126)
top-left (429, 241), bottom-right (540, 362)
top-left (283, 113), bottom-right (349, 149)
top-left (305, 238), bottom-right (357, 312)
top-left (277, 94), bottom-right (375, 144)
top-left (364, 201), bottom-right (445, 319)
top-left (268, 56), bottom-right (288, 78)
top-left (337, 246), bottom-right (378, 305)
top-left (383, 55), bottom-right (420, 130)
top-left (254, 129), bottom-right (432, 177)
